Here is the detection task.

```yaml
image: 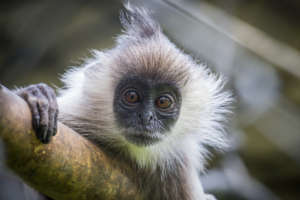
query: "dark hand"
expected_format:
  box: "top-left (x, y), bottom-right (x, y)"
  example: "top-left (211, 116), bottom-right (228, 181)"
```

top-left (17, 83), bottom-right (58, 144)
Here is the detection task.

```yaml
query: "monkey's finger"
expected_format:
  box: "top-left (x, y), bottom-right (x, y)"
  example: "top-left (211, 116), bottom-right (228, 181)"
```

top-left (20, 92), bottom-right (40, 132)
top-left (25, 97), bottom-right (40, 131)
top-left (38, 83), bottom-right (58, 139)
top-left (37, 100), bottom-right (49, 143)
top-left (47, 95), bottom-right (58, 138)
top-left (37, 83), bottom-right (52, 99)
top-left (53, 111), bottom-right (58, 136)
top-left (46, 107), bottom-right (57, 143)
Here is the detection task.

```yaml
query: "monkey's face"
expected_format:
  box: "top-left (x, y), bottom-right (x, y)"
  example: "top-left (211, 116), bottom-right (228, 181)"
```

top-left (113, 75), bottom-right (181, 146)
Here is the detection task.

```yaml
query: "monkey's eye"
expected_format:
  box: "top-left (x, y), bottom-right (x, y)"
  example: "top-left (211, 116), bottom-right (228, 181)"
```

top-left (155, 95), bottom-right (173, 110)
top-left (123, 90), bottom-right (140, 105)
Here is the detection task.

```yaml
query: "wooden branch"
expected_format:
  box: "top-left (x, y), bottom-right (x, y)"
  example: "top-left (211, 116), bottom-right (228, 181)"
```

top-left (0, 85), bottom-right (142, 200)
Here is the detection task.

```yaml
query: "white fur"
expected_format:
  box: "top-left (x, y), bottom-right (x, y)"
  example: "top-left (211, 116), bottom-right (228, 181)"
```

top-left (57, 5), bottom-right (233, 200)
top-left (58, 41), bottom-right (232, 169)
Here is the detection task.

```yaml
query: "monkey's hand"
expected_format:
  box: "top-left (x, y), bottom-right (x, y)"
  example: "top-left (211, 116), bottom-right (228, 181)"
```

top-left (16, 83), bottom-right (58, 144)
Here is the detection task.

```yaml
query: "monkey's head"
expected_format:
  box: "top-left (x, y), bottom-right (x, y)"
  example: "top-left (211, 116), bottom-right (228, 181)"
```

top-left (59, 4), bottom-right (232, 168)
top-left (113, 71), bottom-right (182, 146)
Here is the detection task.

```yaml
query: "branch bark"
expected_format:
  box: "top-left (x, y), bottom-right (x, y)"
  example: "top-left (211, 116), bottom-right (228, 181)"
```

top-left (0, 85), bottom-right (142, 200)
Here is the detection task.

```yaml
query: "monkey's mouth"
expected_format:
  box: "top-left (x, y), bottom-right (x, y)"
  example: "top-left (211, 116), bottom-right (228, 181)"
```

top-left (125, 132), bottom-right (162, 146)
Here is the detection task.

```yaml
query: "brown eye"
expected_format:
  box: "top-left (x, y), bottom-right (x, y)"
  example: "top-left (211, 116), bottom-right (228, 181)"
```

top-left (156, 96), bottom-right (173, 109)
top-left (124, 90), bottom-right (139, 104)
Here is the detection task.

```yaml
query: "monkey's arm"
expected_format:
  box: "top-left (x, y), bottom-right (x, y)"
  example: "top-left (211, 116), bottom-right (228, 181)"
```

top-left (0, 85), bottom-right (141, 200)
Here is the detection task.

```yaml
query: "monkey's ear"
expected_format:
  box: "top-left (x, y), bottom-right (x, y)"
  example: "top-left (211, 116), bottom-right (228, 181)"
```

top-left (120, 3), bottom-right (160, 39)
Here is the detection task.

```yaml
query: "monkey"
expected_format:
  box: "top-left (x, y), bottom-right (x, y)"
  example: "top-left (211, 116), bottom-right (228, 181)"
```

top-left (15, 4), bottom-right (232, 200)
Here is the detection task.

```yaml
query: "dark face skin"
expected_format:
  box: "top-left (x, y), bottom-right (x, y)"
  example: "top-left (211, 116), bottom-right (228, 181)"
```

top-left (113, 75), bottom-right (182, 146)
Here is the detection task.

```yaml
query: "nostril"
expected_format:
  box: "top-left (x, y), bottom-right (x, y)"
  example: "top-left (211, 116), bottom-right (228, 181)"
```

top-left (147, 112), bottom-right (154, 123)
top-left (140, 112), bottom-right (155, 124)
top-left (149, 115), bottom-right (153, 121)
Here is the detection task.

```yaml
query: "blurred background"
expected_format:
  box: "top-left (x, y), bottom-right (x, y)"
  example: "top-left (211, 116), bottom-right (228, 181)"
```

top-left (1, 0), bottom-right (300, 199)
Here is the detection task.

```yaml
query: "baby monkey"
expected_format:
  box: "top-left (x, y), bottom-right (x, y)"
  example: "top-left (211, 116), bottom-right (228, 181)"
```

top-left (17, 4), bottom-right (232, 200)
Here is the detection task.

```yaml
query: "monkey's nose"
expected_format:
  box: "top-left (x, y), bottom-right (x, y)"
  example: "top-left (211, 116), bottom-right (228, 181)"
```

top-left (139, 111), bottom-right (154, 125)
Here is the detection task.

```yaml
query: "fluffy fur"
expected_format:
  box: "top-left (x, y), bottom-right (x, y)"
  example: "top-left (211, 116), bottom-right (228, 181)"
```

top-left (57, 4), bottom-right (232, 200)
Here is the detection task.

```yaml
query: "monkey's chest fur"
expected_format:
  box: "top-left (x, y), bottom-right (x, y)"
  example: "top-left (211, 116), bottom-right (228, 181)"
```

top-left (136, 165), bottom-right (191, 200)
top-left (102, 144), bottom-right (192, 200)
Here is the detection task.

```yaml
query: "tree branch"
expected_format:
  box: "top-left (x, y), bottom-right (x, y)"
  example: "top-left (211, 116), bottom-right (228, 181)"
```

top-left (0, 85), bottom-right (142, 200)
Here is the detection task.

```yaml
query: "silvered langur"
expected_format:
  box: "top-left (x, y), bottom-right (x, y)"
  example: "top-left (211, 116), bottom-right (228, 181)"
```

top-left (16, 4), bottom-right (232, 200)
